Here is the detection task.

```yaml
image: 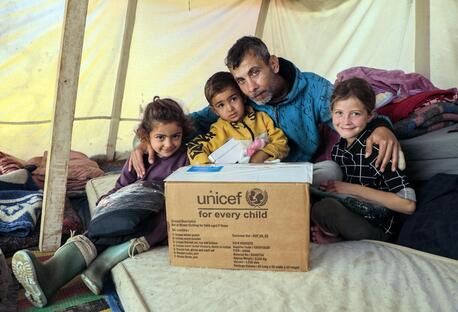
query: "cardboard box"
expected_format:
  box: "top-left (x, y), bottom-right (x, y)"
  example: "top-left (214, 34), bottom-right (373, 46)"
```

top-left (165, 163), bottom-right (313, 272)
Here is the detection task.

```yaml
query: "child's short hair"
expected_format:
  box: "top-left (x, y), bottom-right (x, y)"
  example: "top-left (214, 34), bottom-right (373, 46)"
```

top-left (204, 71), bottom-right (243, 104)
top-left (331, 77), bottom-right (375, 113)
top-left (136, 96), bottom-right (193, 142)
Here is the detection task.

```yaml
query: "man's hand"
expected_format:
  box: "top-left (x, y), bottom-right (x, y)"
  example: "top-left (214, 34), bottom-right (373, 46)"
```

top-left (249, 150), bottom-right (270, 163)
top-left (127, 141), bottom-right (155, 178)
top-left (365, 126), bottom-right (401, 172)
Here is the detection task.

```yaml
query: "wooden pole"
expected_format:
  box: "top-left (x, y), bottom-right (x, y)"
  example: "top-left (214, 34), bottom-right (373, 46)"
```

top-left (106, 0), bottom-right (138, 160)
top-left (255, 0), bottom-right (270, 38)
top-left (39, 0), bottom-right (88, 251)
top-left (415, 0), bottom-right (430, 79)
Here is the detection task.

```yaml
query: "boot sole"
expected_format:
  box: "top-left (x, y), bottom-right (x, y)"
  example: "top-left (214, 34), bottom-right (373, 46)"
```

top-left (12, 250), bottom-right (48, 307)
top-left (80, 272), bottom-right (102, 295)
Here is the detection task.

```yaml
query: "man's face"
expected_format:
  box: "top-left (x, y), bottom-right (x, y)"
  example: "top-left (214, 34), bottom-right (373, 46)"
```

top-left (230, 52), bottom-right (279, 105)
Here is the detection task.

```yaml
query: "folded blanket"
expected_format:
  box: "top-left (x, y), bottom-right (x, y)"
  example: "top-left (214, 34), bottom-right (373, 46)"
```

top-left (0, 190), bottom-right (43, 237)
top-left (28, 150), bottom-right (104, 190)
top-left (394, 102), bottom-right (458, 139)
top-left (0, 151), bottom-right (24, 175)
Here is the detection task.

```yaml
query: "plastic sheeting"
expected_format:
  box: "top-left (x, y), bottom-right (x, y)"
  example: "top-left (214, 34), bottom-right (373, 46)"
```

top-left (1, 0), bottom-right (457, 160)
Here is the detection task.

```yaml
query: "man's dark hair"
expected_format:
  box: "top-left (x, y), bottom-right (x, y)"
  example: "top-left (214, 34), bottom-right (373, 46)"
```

top-left (225, 36), bottom-right (270, 70)
top-left (204, 71), bottom-right (243, 104)
top-left (331, 77), bottom-right (375, 113)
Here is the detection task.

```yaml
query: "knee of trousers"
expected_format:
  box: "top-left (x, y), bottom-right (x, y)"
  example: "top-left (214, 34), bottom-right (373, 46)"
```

top-left (312, 160), bottom-right (343, 187)
top-left (311, 198), bottom-right (344, 222)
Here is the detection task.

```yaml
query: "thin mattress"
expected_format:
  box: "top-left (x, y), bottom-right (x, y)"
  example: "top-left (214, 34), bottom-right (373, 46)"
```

top-left (111, 240), bottom-right (458, 312)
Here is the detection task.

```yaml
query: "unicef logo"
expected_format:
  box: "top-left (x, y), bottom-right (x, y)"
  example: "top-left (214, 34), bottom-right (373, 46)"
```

top-left (245, 188), bottom-right (268, 207)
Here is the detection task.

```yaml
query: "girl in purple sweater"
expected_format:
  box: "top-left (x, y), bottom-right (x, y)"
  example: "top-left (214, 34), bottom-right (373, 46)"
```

top-left (12, 97), bottom-right (191, 307)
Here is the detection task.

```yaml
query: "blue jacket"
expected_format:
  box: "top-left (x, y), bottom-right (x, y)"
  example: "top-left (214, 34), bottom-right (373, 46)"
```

top-left (190, 58), bottom-right (332, 162)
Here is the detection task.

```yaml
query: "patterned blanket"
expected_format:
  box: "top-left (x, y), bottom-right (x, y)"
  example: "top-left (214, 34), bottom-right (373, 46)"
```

top-left (0, 190), bottom-right (42, 237)
top-left (394, 101), bottom-right (458, 139)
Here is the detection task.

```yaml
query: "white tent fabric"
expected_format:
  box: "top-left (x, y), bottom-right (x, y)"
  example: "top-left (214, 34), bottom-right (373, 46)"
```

top-left (1, 0), bottom-right (457, 160)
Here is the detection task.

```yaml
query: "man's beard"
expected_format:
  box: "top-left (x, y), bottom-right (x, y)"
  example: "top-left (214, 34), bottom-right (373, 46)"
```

top-left (251, 90), bottom-right (273, 105)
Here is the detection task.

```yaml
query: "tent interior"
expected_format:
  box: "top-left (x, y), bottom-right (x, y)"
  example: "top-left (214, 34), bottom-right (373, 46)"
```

top-left (1, 0), bottom-right (458, 311)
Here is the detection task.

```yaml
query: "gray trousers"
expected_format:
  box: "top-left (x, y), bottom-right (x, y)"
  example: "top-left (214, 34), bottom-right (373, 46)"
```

top-left (311, 161), bottom-right (390, 241)
top-left (311, 197), bottom-right (391, 241)
top-left (312, 160), bottom-right (342, 186)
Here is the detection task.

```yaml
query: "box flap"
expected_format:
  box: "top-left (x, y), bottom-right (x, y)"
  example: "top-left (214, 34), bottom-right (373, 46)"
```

top-left (165, 162), bottom-right (313, 183)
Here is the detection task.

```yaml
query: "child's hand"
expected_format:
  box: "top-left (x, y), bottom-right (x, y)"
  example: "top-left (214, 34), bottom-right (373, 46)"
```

top-left (249, 150), bottom-right (270, 163)
top-left (320, 180), bottom-right (355, 195)
top-left (246, 138), bottom-right (266, 157)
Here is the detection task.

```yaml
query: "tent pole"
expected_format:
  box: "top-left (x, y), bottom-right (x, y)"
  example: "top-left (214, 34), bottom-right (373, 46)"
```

top-left (39, 0), bottom-right (88, 251)
top-left (106, 0), bottom-right (138, 160)
top-left (414, 0), bottom-right (430, 79)
top-left (255, 0), bottom-right (270, 38)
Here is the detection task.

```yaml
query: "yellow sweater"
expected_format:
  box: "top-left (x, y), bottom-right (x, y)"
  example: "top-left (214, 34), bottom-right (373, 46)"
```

top-left (187, 106), bottom-right (289, 165)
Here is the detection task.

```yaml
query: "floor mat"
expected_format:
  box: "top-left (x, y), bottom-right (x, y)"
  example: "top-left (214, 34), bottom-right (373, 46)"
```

top-left (10, 250), bottom-right (122, 312)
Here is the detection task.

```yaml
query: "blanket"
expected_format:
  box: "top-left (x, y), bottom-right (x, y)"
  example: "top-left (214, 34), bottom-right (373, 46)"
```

top-left (0, 190), bottom-right (42, 237)
top-left (393, 101), bottom-right (458, 139)
top-left (335, 66), bottom-right (438, 102)
top-left (0, 151), bottom-right (24, 175)
top-left (397, 173), bottom-right (458, 259)
top-left (28, 150), bottom-right (104, 191)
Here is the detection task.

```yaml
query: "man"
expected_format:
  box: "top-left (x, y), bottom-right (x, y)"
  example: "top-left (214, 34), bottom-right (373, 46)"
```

top-left (129, 36), bottom-right (401, 182)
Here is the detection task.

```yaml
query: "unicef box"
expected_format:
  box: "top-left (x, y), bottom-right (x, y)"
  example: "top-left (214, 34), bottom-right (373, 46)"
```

top-left (165, 163), bottom-right (313, 272)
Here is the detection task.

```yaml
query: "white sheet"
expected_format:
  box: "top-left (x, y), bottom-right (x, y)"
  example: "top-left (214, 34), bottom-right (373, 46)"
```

top-left (112, 240), bottom-right (458, 312)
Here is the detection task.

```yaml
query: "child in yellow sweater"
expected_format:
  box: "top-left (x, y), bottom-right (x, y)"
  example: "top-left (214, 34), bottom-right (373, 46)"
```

top-left (187, 72), bottom-right (289, 164)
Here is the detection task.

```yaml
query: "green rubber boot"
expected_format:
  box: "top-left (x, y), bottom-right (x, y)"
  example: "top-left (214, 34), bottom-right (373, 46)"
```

top-left (11, 235), bottom-right (97, 307)
top-left (81, 237), bottom-right (150, 295)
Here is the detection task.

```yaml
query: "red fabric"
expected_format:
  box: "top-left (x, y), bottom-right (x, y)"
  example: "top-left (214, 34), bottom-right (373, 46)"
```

top-left (0, 151), bottom-right (24, 175)
top-left (27, 150), bottom-right (104, 190)
top-left (377, 89), bottom-right (458, 123)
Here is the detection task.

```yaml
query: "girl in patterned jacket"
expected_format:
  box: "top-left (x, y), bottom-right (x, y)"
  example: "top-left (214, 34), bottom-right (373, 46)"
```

top-left (311, 77), bottom-right (416, 244)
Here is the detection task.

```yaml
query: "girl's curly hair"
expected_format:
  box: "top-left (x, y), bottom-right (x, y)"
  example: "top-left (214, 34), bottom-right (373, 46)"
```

top-left (136, 96), bottom-right (193, 142)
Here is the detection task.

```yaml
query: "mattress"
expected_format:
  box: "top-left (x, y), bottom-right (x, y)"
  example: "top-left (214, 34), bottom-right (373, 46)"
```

top-left (85, 168), bottom-right (458, 311)
top-left (85, 173), bottom-right (119, 216)
top-left (400, 125), bottom-right (458, 180)
top-left (111, 241), bottom-right (458, 312)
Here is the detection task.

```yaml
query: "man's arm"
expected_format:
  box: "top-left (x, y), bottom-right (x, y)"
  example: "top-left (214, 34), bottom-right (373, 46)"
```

top-left (127, 141), bottom-right (154, 179)
top-left (365, 116), bottom-right (403, 172)
top-left (189, 106), bottom-right (219, 137)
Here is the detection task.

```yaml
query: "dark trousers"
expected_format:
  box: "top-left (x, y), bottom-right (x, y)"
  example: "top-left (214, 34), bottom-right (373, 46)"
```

top-left (311, 198), bottom-right (390, 241)
top-left (89, 210), bottom-right (168, 254)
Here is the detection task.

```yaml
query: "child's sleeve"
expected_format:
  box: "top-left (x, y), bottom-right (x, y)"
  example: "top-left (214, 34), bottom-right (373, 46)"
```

top-left (260, 112), bottom-right (290, 160)
top-left (187, 123), bottom-right (229, 165)
top-left (379, 159), bottom-right (416, 201)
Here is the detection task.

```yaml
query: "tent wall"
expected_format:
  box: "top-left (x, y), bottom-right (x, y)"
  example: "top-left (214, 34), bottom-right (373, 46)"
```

top-left (1, 0), bottom-right (457, 161)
